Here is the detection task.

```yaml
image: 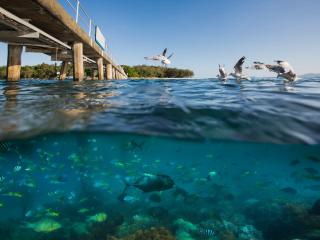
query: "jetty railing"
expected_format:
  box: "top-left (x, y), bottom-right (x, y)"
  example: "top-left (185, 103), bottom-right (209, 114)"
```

top-left (59, 0), bottom-right (120, 67)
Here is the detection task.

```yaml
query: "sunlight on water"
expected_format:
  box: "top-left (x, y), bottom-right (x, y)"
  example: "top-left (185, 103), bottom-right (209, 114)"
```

top-left (1, 77), bottom-right (320, 143)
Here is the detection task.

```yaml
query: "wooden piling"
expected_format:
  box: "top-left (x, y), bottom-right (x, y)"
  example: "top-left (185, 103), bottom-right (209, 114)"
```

top-left (7, 45), bottom-right (23, 81)
top-left (97, 57), bottom-right (104, 80)
top-left (72, 42), bottom-right (84, 81)
top-left (106, 63), bottom-right (112, 80)
top-left (59, 61), bottom-right (68, 80)
top-left (112, 67), bottom-right (116, 80)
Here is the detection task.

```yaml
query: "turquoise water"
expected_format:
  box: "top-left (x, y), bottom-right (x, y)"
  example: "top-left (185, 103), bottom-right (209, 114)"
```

top-left (0, 78), bottom-right (320, 240)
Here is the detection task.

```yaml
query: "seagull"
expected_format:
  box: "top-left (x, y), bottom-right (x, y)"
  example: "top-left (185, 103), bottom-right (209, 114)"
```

top-left (144, 48), bottom-right (174, 67)
top-left (229, 56), bottom-right (251, 80)
top-left (247, 62), bottom-right (268, 70)
top-left (217, 64), bottom-right (228, 81)
top-left (249, 60), bottom-right (297, 82)
top-left (254, 60), bottom-right (297, 82)
top-left (273, 61), bottom-right (297, 82)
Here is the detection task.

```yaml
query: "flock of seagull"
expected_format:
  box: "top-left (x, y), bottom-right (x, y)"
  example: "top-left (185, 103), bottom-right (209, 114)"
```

top-left (218, 56), bottom-right (297, 82)
top-left (144, 49), bottom-right (297, 82)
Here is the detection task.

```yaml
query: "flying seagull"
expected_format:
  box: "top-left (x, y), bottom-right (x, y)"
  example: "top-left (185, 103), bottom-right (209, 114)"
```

top-left (144, 48), bottom-right (174, 66)
top-left (217, 64), bottom-right (228, 81)
top-left (251, 60), bottom-right (297, 82)
top-left (273, 61), bottom-right (297, 82)
top-left (230, 56), bottom-right (251, 80)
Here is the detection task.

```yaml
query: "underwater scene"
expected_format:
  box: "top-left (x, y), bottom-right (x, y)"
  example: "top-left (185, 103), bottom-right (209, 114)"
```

top-left (0, 78), bottom-right (320, 240)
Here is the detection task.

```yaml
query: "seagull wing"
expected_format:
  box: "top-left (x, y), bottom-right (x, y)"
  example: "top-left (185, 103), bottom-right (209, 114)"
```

top-left (266, 64), bottom-right (285, 74)
top-left (168, 53), bottom-right (174, 59)
top-left (252, 62), bottom-right (267, 70)
top-left (219, 67), bottom-right (227, 78)
top-left (234, 56), bottom-right (246, 74)
top-left (145, 55), bottom-right (161, 61)
top-left (162, 48), bottom-right (168, 57)
top-left (276, 61), bottom-right (295, 73)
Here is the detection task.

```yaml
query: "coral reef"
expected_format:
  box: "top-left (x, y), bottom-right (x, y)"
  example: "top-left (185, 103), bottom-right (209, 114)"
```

top-left (107, 227), bottom-right (175, 240)
top-left (245, 200), bottom-right (320, 240)
top-left (117, 214), bottom-right (159, 237)
top-left (218, 230), bottom-right (237, 240)
top-left (174, 218), bottom-right (197, 240)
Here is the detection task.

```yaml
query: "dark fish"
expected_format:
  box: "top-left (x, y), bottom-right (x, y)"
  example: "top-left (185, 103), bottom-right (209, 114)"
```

top-left (55, 174), bottom-right (68, 183)
top-left (0, 142), bottom-right (11, 153)
top-left (280, 187), bottom-right (298, 195)
top-left (223, 193), bottom-right (235, 201)
top-left (290, 159), bottom-right (300, 166)
top-left (119, 174), bottom-right (174, 201)
top-left (307, 156), bottom-right (320, 163)
top-left (304, 167), bottom-right (319, 175)
top-left (125, 140), bottom-right (145, 151)
top-left (0, 142), bottom-right (20, 156)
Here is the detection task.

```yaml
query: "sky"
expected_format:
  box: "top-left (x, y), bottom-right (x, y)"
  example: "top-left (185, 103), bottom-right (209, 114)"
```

top-left (1, 0), bottom-right (320, 78)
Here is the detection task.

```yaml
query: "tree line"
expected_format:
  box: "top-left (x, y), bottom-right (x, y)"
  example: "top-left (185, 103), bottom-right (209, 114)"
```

top-left (122, 65), bottom-right (194, 78)
top-left (0, 63), bottom-right (194, 79)
top-left (0, 63), bottom-right (91, 80)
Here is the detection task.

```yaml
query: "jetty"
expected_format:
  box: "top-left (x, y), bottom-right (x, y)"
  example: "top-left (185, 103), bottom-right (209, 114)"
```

top-left (0, 0), bottom-right (127, 81)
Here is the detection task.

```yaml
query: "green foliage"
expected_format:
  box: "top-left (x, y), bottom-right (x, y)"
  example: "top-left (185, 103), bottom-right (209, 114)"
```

top-left (122, 65), bottom-right (194, 78)
top-left (0, 63), bottom-right (74, 79)
top-left (0, 63), bottom-right (194, 79)
top-left (0, 66), bottom-right (6, 79)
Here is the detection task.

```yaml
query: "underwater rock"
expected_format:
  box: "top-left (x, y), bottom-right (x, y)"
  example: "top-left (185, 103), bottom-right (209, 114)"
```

top-left (218, 230), bottom-right (237, 240)
top-left (117, 214), bottom-right (159, 237)
top-left (174, 218), bottom-right (197, 233)
top-left (125, 227), bottom-right (175, 240)
top-left (176, 230), bottom-right (194, 240)
top-left (244, 201), bottom-right (283, 231)
top-left (174, 218), bottom-right (197, 240)
top-left (238, 225), bottom-right (262, 240)
top-left (146, 207), bottom-right (170, 220)
top-left (108, 227), bottom-right (175, 240)
top-left (245, 201), bottom-right (320, 240)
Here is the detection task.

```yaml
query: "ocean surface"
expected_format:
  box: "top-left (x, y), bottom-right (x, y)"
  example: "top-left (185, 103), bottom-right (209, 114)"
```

top-left (0, 77), bottom-right (320, 240)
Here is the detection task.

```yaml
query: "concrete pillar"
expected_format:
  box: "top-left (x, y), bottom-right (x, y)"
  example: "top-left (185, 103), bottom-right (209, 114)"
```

top-left (97, 57), bottom-right (104, 80)
top-left (112, 68), bottom-right (116, 79)
top-left (59, 61), bottom-right (68, 80)
top-left (7, 45), bottom-right (23, 81)
top-left (72, 42), bottom-right (84, 81)
top-left (106, 63), bottom-right (112, 80)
